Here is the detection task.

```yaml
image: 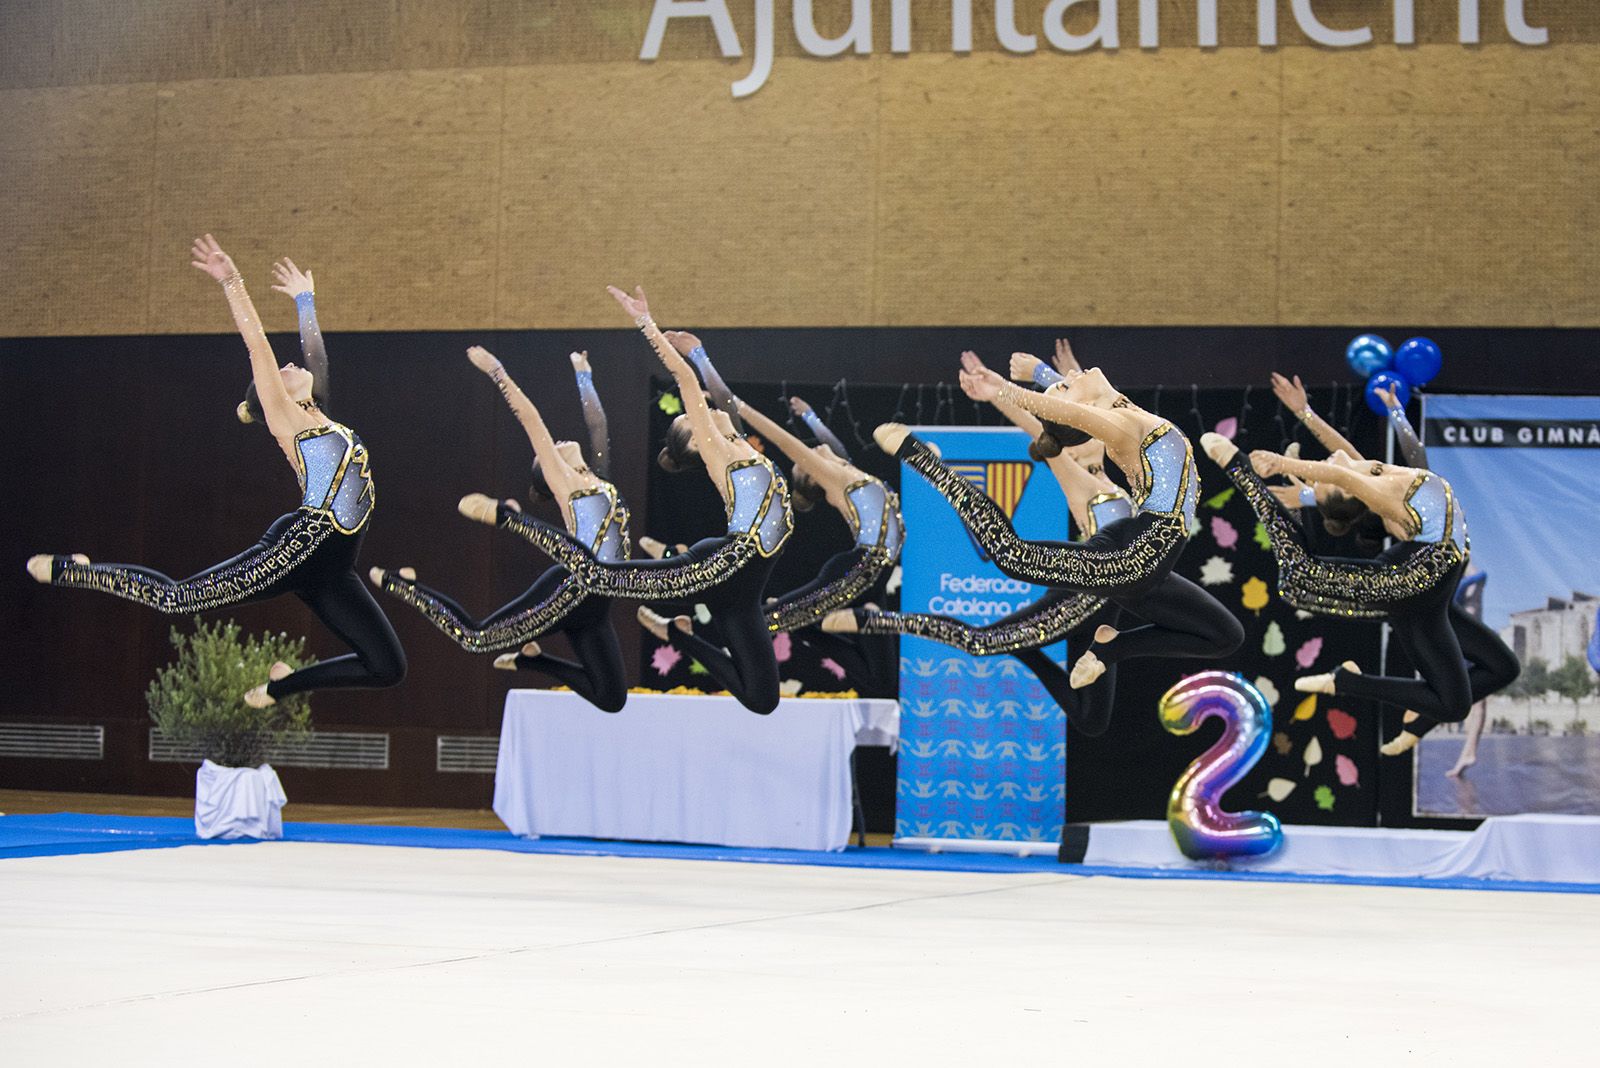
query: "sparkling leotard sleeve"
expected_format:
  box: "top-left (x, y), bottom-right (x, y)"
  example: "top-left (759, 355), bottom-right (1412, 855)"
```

top-left (295, 291), bottom-right (331, 409)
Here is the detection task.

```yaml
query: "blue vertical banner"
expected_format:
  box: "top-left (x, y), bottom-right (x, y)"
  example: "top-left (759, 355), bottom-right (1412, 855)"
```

top-left (893, 427), bottom-right (1070, 848)
top-left (1414, 395), bottom-right (1600, 817)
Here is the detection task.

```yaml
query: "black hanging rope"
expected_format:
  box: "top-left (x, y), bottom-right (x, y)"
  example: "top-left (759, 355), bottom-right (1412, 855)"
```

top-left (890, 383), bottom-right (910, 425)
top-left (1235, 383), bottom-right (1253, 446)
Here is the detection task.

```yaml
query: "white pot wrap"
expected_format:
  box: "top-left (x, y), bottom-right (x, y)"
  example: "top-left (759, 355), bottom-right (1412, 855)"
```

top-left (194, 760), bottom-right (287, 840)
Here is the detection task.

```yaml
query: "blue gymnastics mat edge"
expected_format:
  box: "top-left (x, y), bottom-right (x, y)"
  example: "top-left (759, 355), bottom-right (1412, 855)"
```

top-left (4, 812), bottom-right (1598, 895)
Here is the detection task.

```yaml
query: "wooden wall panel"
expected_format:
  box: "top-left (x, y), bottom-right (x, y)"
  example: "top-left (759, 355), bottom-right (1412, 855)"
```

top-left (1280, 41), bottom-right (1600, 117)
top-left (0, 4), bottom-right (1596, 335)
top-left (145, 71), bottom-right (505, 334)
top-left (1280, 116), bottom-right (1600, 325)
top-left (0, 84), bottom-right (157, 335)
top-left (498, 60), bottom-right (880, 328)
top-left (6, 2), bottom-right (1599, 90)
top-left (876, 51), bottom-right (1281, 325)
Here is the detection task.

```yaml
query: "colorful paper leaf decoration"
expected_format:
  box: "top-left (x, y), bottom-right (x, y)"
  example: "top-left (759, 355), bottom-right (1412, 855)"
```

top-left (1199, 556), bottom-right (1235, 587)
top-left (1253, 521), bottom-right (1272, 550)
top-left (657, 392), bottom-right (683, 415)
top-left (1273, 731), bottom-right (1292, 755)
top-left (1327, 708), bottom-right (1357, 740)
top-left (1314, 785), bottom-right (1336, 811)
top-left (1336, 754), bottom-right (1360, 787)
top-left (1254, 676), bottom-right (1280, 708)
top-left (1203, 487), bottom-right (1236, 511)
top-left (1264, 778), bottom-right (1296, 801)
top-left (1303, 736), bottom-right (1324, 776)
top-left (1261, 618), bottom-right (1286, 654)
top-left (1293, 693), bottom-right (1317, 720)
top-left (1295, 636), bottom-right (1324, 669)
top-left (1243, 578), bottom-right (1271, 614)
top-left (650, 644), bottom-right (682, 676)
top-left (1212, 516), bottom-right (1239, 549)
top-left (773, 631), bottom-right (792, 664)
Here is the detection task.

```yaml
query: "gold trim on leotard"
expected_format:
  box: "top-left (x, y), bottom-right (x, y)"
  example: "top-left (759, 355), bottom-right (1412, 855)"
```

top-left (293, 420), bottom-right (374, 535)
top-left (1224, 453), bottom-right (1467, 620)
top-left (723, 455), bottom-right (794, 559)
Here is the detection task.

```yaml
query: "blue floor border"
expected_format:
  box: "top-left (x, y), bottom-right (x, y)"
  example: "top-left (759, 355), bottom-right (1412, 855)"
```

top-left (4, 812), bottom-right (1598, 895)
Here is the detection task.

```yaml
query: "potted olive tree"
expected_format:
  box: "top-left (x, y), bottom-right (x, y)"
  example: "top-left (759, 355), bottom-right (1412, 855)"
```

top-left (146, 619), bottom-right (314, 840)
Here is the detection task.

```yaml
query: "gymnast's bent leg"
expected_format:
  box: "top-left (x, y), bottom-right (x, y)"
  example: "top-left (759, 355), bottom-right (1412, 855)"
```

top-left (1099, 574), bottom-right (1245, 665)
top-left (798, 629), bottom-right (898, 694)
top-left (269, 569), bottom-right (406, 698)
top-left (664, 554), bottom-right (784, 715)
top-left (1385, 601), bottom-right (1522, 745)
top-left (1332, 571), bottom-right (1474, 722)
top-left (507, 596), bottom-right (628, 713)
top-left (671, 601), bottom-right (782, 715)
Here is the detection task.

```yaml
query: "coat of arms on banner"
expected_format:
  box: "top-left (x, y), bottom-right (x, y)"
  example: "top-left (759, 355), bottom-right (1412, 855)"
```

top-left (947, 461), bottom-right (1033, 562)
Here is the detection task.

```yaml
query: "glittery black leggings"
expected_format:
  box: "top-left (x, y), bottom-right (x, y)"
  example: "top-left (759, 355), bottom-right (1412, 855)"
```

top-left (1336, 560), bottom-right (1520, 722)
top-left (897, 435), bottom-right (1186, 596)
top-left (661, 549), bottom-right (784, 714)
top-left (51, 510), bottom-right (405, 699)
top-left (765, 545), bottom-right (891, 633)
top-left (897, 434), bottom-right (1241, 669)
top-left (378, 567), bottom-right (626, 713)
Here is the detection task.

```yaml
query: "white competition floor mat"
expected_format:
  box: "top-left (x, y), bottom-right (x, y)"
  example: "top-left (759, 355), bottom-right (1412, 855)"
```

top-left (2, 843), bottom-right (1597, 1065)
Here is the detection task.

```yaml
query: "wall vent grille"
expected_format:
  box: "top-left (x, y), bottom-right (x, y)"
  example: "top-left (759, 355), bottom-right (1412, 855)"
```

top-left (436, 735), bottom-right (499, 774)
top-left (0, 723), bottom-right (105, 760)
top-left (149, 729), bottom-right (389, 770)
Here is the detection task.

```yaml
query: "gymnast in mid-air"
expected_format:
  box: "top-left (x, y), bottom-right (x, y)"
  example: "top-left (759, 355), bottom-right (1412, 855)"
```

top-left (1257, 373), bottom-right (1517, 748)
top-left (486, 286), bottom-right (794, 714)
top-left (370, 346), bottom-right (629, 713)
top-left (882, 351), bottom-right (1242, 689)
top-left (28, 235), bottom-right (405, 707)
top-left (824, 349), bottom-right (1132, 735)
top-left (638, 345), bottom-right (903, 693)
top-left (1201, 428), bottom-right (1516, 726)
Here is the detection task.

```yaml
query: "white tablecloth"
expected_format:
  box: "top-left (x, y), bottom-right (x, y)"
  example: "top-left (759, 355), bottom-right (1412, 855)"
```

top-left (493, 691), bottom-right (900, 852)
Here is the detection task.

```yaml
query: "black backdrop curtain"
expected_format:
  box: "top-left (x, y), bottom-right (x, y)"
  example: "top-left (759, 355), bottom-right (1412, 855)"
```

top-left (6, 323), bottom-right (1585, 817)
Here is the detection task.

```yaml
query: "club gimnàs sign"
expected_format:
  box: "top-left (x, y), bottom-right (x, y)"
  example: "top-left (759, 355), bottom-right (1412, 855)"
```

top-left (641, 1), bottom-right (1552, 96)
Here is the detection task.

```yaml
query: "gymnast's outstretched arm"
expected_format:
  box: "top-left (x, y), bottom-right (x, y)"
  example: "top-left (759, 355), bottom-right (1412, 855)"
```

top-left (270, 257), bottom-right (330, 408)
top-left (960, 362), bottom-right (1128, 447)
top-left (667, 331), bottom-right (745, 434)
top-left (736, 398), bottom-right (827, 480)
top-left (789, 396), bottom-right (853, 460)
top-left (607, 286), bottom-right (740, 476)
top-left (1271, 372), bottom-right (1362, 459)
top-left (569, 350), bottom-right (611, 478)
top-left (466, 345), bottom-right (585, 504)
top-left (190, 234), bottom-right (319, 447)
top-left (1377, 382), bottom-right (1429, 469)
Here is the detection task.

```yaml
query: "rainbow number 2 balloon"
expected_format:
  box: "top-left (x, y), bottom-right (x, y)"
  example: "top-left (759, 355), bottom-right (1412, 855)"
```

top-left (1159, 671), bottom-right (1284, 861)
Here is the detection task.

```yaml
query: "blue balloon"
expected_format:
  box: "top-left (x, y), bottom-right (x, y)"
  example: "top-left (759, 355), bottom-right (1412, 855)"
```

top-left (1394, 336), bottom-right (1443, 387)
top-left (1365, 369), bottom-right (1412, 415)
top-left (1345, 334), bottom-right (1393, 378)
